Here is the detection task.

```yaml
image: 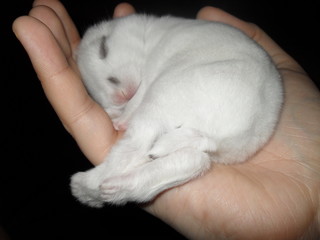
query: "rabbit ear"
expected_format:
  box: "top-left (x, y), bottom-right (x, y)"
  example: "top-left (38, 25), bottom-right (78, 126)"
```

top-left (99, 35), bottom-right (108, 59)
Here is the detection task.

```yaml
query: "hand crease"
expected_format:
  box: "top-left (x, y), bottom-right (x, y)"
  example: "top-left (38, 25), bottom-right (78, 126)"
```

top-left (45, 64), bottom-right (71, 83)
top-left (278, 67), bottom-right (308, 77)
top-left (67, 98), bottom-right (96, 129)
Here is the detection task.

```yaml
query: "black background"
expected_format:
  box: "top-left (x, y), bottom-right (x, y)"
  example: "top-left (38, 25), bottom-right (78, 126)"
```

top-left (2, 0), bottom-right (319, 239)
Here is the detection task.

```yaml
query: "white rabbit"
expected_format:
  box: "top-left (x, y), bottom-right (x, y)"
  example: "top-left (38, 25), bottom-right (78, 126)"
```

top-left (71, 14), bottom-right (283, 207)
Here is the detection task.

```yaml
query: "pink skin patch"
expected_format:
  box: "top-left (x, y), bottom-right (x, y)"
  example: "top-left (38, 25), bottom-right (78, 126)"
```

top-left (112, 84), bottom-right (138, 105)
top-left (113, 122), bottom-right (128, 131)
top-left (111, 83), bottom-right (138, 131)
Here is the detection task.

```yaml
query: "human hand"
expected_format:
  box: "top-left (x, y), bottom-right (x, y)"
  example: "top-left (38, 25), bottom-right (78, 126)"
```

top-left (13, 1), bottom-right (320, 239)
top-left (12, 0), bottom-right (135, 165)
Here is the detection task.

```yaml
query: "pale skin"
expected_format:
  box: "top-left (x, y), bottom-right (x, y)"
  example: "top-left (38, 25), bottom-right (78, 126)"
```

top-left (13, 1), bottom-right (320, 239)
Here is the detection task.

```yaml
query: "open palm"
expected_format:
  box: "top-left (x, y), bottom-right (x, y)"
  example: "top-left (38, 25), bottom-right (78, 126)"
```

top-left (13, 1), bottom-right (320, 239)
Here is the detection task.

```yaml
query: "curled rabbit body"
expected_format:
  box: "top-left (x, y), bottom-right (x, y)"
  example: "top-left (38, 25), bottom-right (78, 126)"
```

top-left (71, 14), bottom-right (283, 207)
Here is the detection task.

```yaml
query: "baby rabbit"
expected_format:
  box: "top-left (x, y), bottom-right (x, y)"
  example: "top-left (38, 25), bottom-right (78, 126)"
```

top-left (71, 14), bottom-right (283, 207)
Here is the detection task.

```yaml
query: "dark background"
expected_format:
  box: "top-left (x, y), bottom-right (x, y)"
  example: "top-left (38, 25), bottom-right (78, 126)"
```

top-left (2, 0), bottom-right (319, 239)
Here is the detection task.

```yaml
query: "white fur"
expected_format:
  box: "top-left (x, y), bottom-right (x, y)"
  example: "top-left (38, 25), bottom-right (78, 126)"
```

top-left (71, 14), bottom-right (283, 207)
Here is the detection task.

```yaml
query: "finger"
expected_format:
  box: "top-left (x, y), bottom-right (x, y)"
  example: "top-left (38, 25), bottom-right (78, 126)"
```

top-left (197, 6), bottom-right (304, 73)
top-left (113, 2), bottom-right (136, 18)
top-left (33, 0), bottom-right (80, 54)
top-left (197, 6), bottom-right (256, 38)
top-left (12, 16), bottom-right (119, 165)
top-left (29, 5), bottom-right (72, 59)
top-left (196, 7), bottom-right (280, 53)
